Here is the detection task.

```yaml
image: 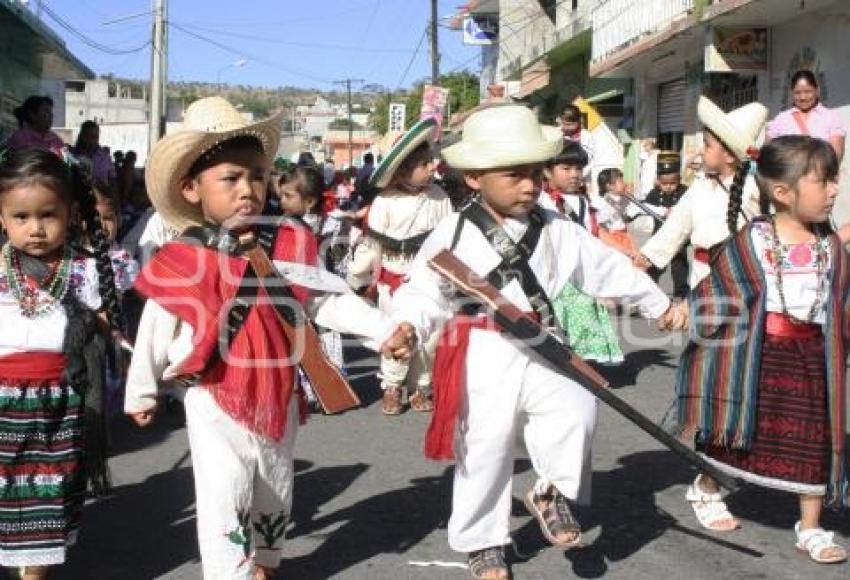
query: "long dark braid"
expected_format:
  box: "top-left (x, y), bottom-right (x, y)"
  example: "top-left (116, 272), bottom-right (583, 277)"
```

top-left (70, 164), bottom-right (126, 333)
top-left (725, 160), bottom-right (751, 237)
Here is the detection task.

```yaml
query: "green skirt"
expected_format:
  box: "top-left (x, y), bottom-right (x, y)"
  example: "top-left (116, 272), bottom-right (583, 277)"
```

top-left (553, 282), bottom-right (624, 364)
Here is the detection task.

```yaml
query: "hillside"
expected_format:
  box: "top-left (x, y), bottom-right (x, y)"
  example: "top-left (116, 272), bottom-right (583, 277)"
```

top-left (103, 76), bottom-right (394, 117)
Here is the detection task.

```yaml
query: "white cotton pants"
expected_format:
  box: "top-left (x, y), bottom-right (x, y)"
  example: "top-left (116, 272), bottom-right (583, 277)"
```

top-left (184, 387), bottom-right (298, 580)
top-left (448, 329), bottom-right (597, 553)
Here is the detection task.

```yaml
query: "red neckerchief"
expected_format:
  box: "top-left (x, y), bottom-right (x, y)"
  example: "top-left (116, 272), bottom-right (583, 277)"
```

top-left (134, 223), bottom-right (318, 440)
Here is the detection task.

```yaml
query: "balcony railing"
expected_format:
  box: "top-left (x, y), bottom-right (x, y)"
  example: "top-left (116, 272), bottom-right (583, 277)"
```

top-left (498, 1), bottom-right (597, 80)
top-left (591, 0), bottom-right (695, 63)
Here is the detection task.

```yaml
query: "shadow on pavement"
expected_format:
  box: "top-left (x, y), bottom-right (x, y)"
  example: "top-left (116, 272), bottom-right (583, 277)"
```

top-left (510, 450), bottom-right (693, 578)
top-left (594, 348), bottom-right (677, 388)
top-left (58, 463), bottom-right (197, 578)
top-left (278, 466), bottom-right (453, 579)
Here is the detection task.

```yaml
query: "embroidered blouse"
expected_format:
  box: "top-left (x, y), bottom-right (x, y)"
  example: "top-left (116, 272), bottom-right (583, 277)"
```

top-left (0, 253), bottom-right (102, 357)
top-left (751, 221), bottom-right (831, 324)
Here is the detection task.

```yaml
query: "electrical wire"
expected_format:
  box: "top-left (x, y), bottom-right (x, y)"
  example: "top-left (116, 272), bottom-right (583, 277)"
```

top-left (394, 28), bottom-right (429, 91)
top-left (169, 22), bottom-right (335, 85)
top-left (170, 21), bottom-right (419, 54)
top-left (41, 4), bottom-right (151, 55)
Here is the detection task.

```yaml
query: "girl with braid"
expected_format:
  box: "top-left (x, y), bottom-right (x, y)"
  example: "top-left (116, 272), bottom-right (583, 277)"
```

top-left (0, 150), bottom-right (126, 578)
top-left (635, 97), bottom-right (768, 292)
top-left (677, 136), bottom-right (848, 564)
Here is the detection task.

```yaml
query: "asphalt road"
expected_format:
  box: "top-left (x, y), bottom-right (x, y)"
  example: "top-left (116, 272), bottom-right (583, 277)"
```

top-left (26, 232), bottom-right (850, 579)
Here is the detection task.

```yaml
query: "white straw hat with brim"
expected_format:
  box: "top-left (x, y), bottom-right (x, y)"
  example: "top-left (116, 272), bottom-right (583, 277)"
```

top-left (145, 96), bottom-right (282, 232)
top-left (370, 117), bottom-right (438, 189)
top-left (697, 96), bottom-right (768, 162)
top-left (441, 105), bottom-right (562, 170)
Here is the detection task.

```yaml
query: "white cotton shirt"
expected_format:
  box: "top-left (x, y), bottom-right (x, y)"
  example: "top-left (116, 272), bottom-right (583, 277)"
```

top-left (346, 184), bottom-right (453, 288)
top-left (390, 208), bottom-right (671, 343)
top-left (640, 173), bottom-right (761, 288)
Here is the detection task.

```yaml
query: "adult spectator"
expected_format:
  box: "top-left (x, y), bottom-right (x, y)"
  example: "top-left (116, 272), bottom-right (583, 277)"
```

top-left (4, 95), bottom-right (65, 157)
top-left (73, 120), bottom-right (116, 185)
top-left (356, 152), bottom-right (375, 189)
top-left (767, 70), bottom-right (846, 161)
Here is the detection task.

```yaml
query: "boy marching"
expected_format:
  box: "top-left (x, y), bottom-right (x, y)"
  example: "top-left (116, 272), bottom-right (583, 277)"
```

top-left (125, 97), bottom-right (399, 580)
top-left (382, 105), bottom-right (684, 579)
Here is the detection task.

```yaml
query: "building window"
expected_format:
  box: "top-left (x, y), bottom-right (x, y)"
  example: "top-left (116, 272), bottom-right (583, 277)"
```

top-left (537, 0), bottom-right (556, 22)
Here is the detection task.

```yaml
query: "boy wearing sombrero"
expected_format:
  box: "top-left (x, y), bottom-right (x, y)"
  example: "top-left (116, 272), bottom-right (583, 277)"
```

top-left (347, 118), bottom-right (452, 415)
top-left (124, 97), bottom-right (400, 580)
top-left (381, 105), bottom-right (682, 579)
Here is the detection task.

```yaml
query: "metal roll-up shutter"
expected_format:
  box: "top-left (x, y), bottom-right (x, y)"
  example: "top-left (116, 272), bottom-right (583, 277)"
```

top-left (658, 79), bottom-right (687, 134)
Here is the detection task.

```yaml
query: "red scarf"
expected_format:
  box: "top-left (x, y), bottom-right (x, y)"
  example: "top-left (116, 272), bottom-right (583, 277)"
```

top-left (134, 223), bottom-right (317, 440)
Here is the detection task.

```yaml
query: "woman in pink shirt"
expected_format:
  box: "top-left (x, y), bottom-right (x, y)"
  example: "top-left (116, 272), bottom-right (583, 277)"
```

top-left (72, 120), bottom-right (116, 186)
top-left (767, 70), bottom-right (846, 161)
top-left (4, 95), bottom-right (66, 158)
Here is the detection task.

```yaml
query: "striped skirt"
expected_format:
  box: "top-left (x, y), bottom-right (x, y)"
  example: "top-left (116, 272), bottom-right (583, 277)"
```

top-left (0, 353), bottom-right (85, 567)
top-left (703, 318), bottom-right (829, 495)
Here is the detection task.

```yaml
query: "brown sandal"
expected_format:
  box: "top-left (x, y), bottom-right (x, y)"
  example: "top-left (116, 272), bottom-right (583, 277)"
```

top-left (468, 546), bottom-right (510, 580)
top-left (409, 389), bottom-right (433, 412)
top-left (381, 386), bottom-right (403, 415)
top-left (523, 487), bottom-right (581, 549)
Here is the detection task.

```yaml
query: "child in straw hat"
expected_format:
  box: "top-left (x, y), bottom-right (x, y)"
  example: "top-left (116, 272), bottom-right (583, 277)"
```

top-left (635, 96), bottom-right (769, 290)
top-left (381, 105), bottom-right (684, 580)
top-left (125, 97), bottom-right (402, 580)
top-left (346, 118), bottom-right (452, 415)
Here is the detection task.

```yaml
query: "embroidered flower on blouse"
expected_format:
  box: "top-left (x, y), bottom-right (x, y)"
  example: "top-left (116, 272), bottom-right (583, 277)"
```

top-left (787, 243), bottom-right (814, 268)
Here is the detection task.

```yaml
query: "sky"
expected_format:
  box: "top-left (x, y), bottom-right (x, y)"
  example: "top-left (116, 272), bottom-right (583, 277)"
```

top-left (40, 0), bottom-right (482, 90)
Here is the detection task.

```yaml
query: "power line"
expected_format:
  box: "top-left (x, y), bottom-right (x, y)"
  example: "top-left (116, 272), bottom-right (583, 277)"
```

top-left (41, 4), bottom-right (150, 55)
top-left (170, 21), bottom-right (419, 54)
top-left (169, 22), bottom-right (335, 85)
top-left (395, 28), bottom-right (429, 91)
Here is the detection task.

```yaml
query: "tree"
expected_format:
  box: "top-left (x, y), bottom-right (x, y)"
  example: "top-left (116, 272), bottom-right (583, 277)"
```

top-left (329, 118), bottom-right (364, 131)
top-left (368, 72), bottom-right (481, 136)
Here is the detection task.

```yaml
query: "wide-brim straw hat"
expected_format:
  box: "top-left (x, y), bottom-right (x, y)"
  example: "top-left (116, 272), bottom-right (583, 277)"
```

top-left (697, 96), bottom-right (768, 162)
top-left (145, 96), bottom-right (282, 232)
top-left (441, 104), bottom-right (562, 170)
top-left (370, 117), bottom-right (438, 189)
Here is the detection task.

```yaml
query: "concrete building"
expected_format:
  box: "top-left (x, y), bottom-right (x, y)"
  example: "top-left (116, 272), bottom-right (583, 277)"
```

top-left (0, 0), bottom-right (92, 142)
top-left (589, 0), bottom-right (850, 221)
top-left (59, 78), bottom-right (148, 131)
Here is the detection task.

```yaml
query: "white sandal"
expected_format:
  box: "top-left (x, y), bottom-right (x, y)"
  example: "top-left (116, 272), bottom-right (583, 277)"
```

top-left (685, 475), bottom-right (740, 532)
top-left (795, 522), bottom-right (848, 564)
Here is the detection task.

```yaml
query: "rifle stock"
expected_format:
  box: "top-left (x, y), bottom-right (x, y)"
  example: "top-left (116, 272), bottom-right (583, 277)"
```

top-left (428, 249), bottom-right (739, 491)
top-left (243, 243), bottom-right (361, 414)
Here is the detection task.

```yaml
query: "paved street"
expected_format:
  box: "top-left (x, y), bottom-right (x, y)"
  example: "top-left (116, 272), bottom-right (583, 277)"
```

top-left (34, 298), bottom-right (849, 579)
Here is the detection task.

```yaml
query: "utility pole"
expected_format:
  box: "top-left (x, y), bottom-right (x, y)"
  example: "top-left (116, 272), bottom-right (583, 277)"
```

top-left (429, 0), bottom-right (440, 84)
top-left (333, 78), bottom-right (364, 168)
top-left (149, 0), bottom-right (167, 153)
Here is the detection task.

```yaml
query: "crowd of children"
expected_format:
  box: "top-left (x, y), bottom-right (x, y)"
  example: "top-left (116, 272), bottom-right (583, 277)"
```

top-left (0, 87), bottom-right (847, 580)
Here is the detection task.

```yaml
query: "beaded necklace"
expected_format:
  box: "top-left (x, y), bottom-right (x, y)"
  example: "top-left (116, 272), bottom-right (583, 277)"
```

top-left (768, 219), bottom-right (828, 324)
top-left (2, 242), bottom-right (73, 318)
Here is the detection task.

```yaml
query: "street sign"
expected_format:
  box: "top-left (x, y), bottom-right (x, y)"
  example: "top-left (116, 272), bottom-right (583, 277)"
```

top-left (463, 14), bottom-right (498, 46)
top-left (388, 102), bottom-right (406, 132)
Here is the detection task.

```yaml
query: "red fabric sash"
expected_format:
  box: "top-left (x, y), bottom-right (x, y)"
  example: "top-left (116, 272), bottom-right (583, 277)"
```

top-left (694, 247), bottom-right (710, 265)
top-left (378, 267), bottom-right (405, 295)
top-left (425, 316), bottom-right (498, 460)
top-left (0, 352), bottom-right (66, 382)
top-left (134, 223), bottom-right (318, 440)
top-left (765, 312), bottom-right (822, 339)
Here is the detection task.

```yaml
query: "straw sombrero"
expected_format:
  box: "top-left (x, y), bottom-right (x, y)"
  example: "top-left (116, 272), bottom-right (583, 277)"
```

top-left (697, 96), bottom-right (767, 162)
top-left (370, 117), bottom-right (438, 189)
top-left (441, 105), bottom-right (562, 170)
top-left (145, 96), bottom-right (282, 232)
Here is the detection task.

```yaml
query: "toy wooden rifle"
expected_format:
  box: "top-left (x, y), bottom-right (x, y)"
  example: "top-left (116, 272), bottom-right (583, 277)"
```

top-left (620, 192), bottom-right (666, 225)
top-left (239, 234), bottom-right (361, 414)
top-left (428, 250), bottom-right (739, 491)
